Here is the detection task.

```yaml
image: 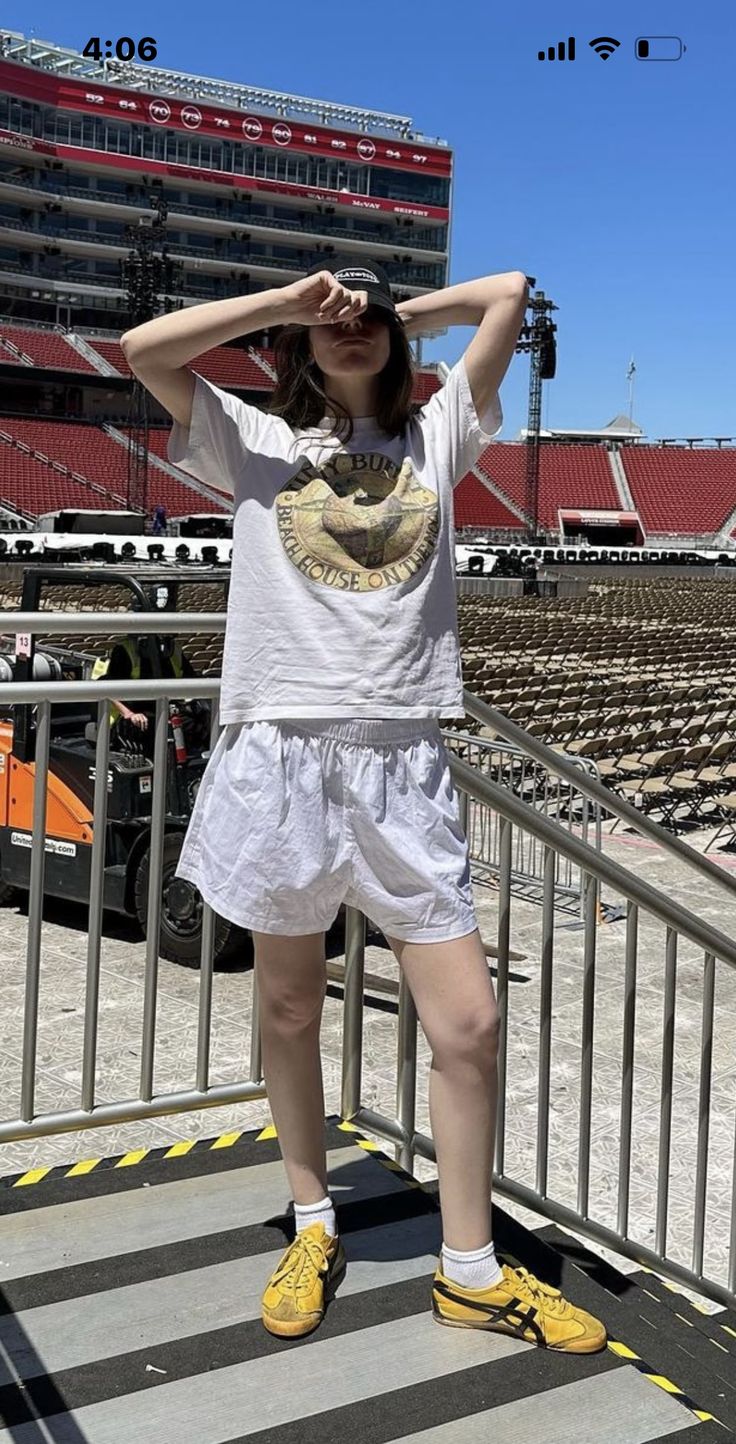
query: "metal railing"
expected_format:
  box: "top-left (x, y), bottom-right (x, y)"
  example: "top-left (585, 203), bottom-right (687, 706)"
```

top-left (444, 730), bottom-right (601, 916)
top-left (1, 610), bottom-right (735, 1307)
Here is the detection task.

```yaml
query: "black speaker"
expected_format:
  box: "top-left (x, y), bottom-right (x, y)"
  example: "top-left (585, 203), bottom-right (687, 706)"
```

top-left (468, 554), bottom-right (485, 574)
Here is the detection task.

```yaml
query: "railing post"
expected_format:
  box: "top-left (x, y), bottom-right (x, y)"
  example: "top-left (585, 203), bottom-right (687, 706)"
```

top-left (81, 698), bottom-right (112, 1112)
top-left (20, 697), bottom-right (51, 1123)
top-left (396, 972), bottom-right (418, 1174)
top-left (341, 906), bottom-right (366, 1120)
top-left (494, 816), bottom-right (512, 1176)
top-left (196, 703), bottom-right (222, 1094)
top-left (577, 871), bottom-right (598, 1218)
top-left (139, 696), bottom-right (169, 1103)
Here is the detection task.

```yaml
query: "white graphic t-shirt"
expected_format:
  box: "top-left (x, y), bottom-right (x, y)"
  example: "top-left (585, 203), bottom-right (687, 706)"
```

top-left (167, 355), bottom-right (502, 721)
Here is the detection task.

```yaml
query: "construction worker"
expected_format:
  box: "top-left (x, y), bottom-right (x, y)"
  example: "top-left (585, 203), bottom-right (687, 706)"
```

top-left (90, 634), bottom-right (197, 750)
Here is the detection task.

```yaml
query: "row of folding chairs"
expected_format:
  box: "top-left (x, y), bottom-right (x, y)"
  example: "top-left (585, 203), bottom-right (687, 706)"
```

top-left (604, 740), bottom-right (736, 830)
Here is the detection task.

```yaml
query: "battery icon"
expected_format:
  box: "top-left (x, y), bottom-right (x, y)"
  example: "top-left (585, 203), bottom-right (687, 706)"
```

top-left (635, 36), bottom-right (685, 60)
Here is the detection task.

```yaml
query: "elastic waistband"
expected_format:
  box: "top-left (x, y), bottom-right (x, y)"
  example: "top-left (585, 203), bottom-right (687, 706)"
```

top-left (268, 717), bottom-right (442, 746)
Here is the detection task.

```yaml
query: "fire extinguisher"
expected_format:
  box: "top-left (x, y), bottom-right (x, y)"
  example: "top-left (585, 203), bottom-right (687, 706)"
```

top-left (169, 703), bottom-right (187, 765)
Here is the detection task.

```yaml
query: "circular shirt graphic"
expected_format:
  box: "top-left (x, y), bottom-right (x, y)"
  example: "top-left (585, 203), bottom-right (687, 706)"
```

top-left (276, 453), bottom-right (439, 591)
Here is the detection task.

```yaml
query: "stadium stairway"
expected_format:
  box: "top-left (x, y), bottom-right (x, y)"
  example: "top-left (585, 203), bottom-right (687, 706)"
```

top-left (67, 332), bottom-right (121, 376)
top-left (103, 423), bottom-right (232, 513)
top-left (0, 1116), bottom-right (733, 1443)
top-left (608, 446), bottom-right (637, 512)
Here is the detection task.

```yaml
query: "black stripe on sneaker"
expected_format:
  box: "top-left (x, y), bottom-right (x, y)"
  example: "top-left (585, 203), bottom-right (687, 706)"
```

top-left (433, 1282), bottom-right (545, 1345)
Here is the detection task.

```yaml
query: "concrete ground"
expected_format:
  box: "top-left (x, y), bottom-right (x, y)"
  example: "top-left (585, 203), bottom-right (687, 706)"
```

top-left (1, 814), bottom-right (734, 1314)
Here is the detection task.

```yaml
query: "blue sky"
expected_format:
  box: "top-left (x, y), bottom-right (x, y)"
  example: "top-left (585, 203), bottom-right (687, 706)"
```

top-left (5, 1), bottom-right (735, 439)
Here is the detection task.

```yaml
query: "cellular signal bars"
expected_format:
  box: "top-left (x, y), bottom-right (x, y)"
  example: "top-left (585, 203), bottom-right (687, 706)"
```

top-left (538, 37), bottom-right (576, 61)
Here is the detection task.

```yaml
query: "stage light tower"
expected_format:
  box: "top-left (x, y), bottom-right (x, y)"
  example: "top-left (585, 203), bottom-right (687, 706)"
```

top-left (515, 281), bottom-right (558, 541)
top-left (120, 192), bottom-right (181, 515)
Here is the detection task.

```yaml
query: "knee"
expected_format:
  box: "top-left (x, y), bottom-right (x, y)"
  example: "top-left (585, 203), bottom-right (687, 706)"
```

top-left (259, 984), bottom-right (326, 1033)
top-left (253, 932), bottom-right (326, 1033)
top-left (434, 1004), bottom-right (500, 1070)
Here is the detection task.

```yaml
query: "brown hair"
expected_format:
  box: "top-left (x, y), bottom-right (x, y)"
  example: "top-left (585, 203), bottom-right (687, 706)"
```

top-left (266, 318), bottom-right (423, 445)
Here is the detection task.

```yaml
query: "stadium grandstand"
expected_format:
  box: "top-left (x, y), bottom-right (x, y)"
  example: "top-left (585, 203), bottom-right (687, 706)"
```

top-left (1, 29), bottom-right (735, 548)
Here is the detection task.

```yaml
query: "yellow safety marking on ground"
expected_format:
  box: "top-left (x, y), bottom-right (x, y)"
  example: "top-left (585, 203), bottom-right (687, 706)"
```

top-left (722, 1324), bottom-right (736, 1340)
top-left (337, 1121), bottom-right (361, 1132)
top-left (356, 1139), bottom-right (380, 1152)
top-left (636, 1263), bottom-right (720, 1319)
top-left (645, 1374), bottom-right (684, 1395)
top-left (66, 1159), bottom-right (101, 1176)
top-left (255, 1124), bottom-right (277, 1141)
top-left (608, 1338), bottom-right (718, 1426)
top-left (609, 1341), bottom-right (639, 1361)
top-left (164, 1141), bottom-right (195, 1158)
top-left (115, 1149), bottom-right (149, 1168)
top-left (210, 1132), bottom-right (242, 1149)
top-left (13, 1167), bottom-right (52, 1187)
top-left (675, 1312), bottom-right (693, 1328)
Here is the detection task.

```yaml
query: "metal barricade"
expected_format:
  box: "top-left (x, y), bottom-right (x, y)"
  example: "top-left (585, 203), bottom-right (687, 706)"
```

top-left (442, 730), bottom-right (601, 916)
top-left (2, 611), bottom-right (736, 1308)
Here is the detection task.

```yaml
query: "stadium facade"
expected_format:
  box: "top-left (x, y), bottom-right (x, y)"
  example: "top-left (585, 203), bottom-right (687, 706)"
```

top-left (0, 30), bottom-right (450, 332)
top-left (0, 30), bottom-right (734, 551)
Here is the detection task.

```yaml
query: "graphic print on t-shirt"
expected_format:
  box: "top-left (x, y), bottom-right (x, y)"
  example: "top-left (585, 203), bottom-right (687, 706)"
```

top-left (276, 451), bottom-right (439, 591)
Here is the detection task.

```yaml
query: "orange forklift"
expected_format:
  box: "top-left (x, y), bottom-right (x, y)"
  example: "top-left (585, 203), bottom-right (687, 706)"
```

top-left (0, 565), bottom-right (239, 965)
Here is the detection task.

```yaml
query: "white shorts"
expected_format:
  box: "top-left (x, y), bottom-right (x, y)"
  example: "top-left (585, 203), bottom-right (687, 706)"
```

top-left (175, 717), bottom-right (478, 943)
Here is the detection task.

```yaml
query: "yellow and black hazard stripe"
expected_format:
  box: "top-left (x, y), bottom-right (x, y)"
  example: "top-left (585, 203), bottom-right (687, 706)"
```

top-left (635, 1262), bottom-right (736, 1355)
top-left (607, 1339), bottom-right (721, 1426)
top-left (498, 1244), bottom-right (723, 1429)
top-left (6, 1127), bottom-right (267, 1189)
top-left (4, 1116), bottom-right (424, 1192)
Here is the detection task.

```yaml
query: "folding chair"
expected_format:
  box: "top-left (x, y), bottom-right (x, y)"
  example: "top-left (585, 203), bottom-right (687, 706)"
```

top-left (617, 748), bottom-right (689, 825)
top-left (708, 793), bottom-right (736, 850)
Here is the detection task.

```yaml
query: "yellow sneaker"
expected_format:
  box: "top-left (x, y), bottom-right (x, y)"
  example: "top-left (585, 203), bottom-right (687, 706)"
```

top-left (432, 1262), bottom-right (607, 1353)
top-left (262, 1222), bottom-right (346, 1338)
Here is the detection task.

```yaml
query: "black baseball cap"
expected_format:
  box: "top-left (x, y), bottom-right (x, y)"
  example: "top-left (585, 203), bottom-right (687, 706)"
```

top-left (304, 255), bottom-right (399, 323)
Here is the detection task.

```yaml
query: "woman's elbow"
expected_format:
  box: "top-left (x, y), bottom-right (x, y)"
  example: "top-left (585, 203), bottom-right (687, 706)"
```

top-left (120, 328), bottom-right (150, 365)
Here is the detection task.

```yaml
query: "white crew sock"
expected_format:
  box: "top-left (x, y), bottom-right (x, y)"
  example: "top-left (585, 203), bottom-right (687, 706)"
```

top-left (441, 1239), bottom-right (504, 1290)
top-left (293, 1194), bottom-right (337, 1238)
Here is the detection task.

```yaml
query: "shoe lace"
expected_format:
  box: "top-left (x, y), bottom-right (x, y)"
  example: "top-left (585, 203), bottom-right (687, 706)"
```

top-left (509, 1265), bottom-right (571, 1319)
top-left (272, 1231), bottom-right (330, 1298)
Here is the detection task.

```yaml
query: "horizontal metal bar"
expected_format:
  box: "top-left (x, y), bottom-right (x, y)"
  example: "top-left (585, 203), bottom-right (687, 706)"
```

top-left (463, 690), bottom-right (736, 902)
top-left (0, 1079), bottom-right (268, 1144)
top-left (2, 611), bottom-right (226, 634)
top-left (0, 678), bottom-right (219, 704)
top-left (346, 1105), bottom-right (411, 1153)
top-left (449, 751), bottom-right (736, 969)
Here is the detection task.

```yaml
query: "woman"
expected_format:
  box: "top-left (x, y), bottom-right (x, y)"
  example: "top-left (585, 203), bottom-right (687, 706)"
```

top-left (120, 257), bottom-right (605, 1352)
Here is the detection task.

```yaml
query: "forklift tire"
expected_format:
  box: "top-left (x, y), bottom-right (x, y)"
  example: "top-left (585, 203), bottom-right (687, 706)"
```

top-left (133, 832), bottom-right (233, 968)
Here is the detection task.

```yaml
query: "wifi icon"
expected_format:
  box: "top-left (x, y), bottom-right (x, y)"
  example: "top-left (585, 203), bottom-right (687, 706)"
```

top-left (589, 35), bottom-right (620, 59)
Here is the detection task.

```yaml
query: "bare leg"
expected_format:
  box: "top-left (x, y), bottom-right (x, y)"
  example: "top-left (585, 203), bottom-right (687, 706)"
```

top-left (253, 930), bottom-right (330, 1206)
top-left (384, 929), bottom-right (499, 1251)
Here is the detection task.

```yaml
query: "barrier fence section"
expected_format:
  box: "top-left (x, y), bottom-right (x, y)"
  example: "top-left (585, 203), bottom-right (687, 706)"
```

top-left (443, 730), bottom-right (602, 916)
top-left (1, 611), bottom-right (735, 1310)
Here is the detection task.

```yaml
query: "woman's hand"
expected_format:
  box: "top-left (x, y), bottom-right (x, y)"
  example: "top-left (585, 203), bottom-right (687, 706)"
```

top-left (280, 271), bottom-right (368, 327)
